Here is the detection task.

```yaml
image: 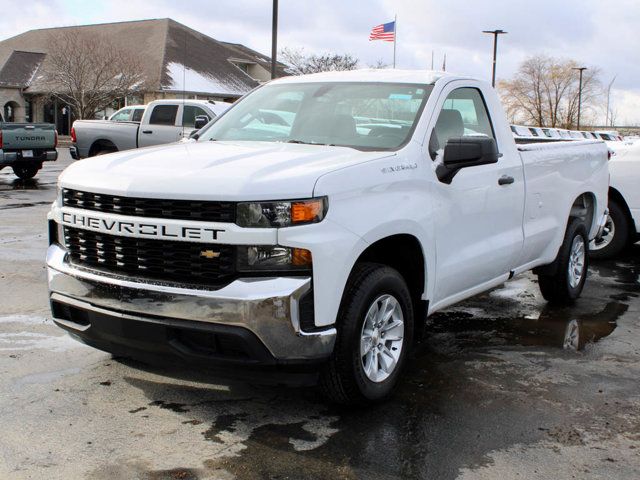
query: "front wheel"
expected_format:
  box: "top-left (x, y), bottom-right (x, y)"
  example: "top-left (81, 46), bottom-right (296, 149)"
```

top-left (538, 218), bottom-right (589, 305)
top-left (320, 263), bottom-right (414, 405)
top-left (12, 163), bottom-right (41, 180)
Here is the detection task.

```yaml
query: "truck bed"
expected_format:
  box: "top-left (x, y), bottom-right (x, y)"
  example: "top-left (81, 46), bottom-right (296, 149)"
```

top-left (73, 120), bottom-right (140, 158)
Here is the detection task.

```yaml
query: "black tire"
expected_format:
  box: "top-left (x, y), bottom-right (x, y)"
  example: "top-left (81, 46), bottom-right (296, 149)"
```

top-left (12, 163), bottom-right (40, 180)
top-left (538, 218), bottom-right (589, 305)
top-left (93, 149), bottom-right (116, 156)
top-left (590, 200), bottom-right (630, 260)
top-left (320, 262), bottom-right (414, 405)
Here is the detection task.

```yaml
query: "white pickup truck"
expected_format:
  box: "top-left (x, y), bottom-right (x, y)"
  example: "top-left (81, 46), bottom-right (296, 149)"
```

top-left (69, 99), bottom-right (232, 159)
top-left (591, 141), bottom-right (640, 258)
top-left (47, 70), bottom-right (609, 404)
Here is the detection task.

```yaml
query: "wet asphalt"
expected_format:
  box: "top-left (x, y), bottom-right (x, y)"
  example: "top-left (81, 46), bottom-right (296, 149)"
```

top-left (1, 151), bottom-right (639, 479)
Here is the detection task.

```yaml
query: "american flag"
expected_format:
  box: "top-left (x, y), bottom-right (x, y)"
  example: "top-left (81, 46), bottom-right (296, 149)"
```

top-left (369, 21), bottom-right (396, 42)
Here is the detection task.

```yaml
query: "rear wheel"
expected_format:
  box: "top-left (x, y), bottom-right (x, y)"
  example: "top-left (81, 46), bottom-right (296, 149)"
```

top-left (12, 163), bottom-right (40, 180)
top-left (590, 200), bottom-right (629, 260)
top-left (320, 262), bottom-right (414, 405)
top-left (538, 218), bottom-right (589, 305)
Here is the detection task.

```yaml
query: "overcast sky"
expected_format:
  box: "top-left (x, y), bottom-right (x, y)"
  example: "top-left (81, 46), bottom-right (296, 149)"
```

top-left (3, 0), bottom-right (639, 124)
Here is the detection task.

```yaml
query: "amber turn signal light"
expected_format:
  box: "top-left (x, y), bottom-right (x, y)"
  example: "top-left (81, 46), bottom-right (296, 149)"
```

top-left (292, 248), bottom-right (312, 266)
top-left (291, 199), bottom-right (324, 224)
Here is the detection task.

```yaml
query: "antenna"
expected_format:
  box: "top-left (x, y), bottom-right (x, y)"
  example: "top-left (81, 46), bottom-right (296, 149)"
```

top-left (182, 27), bottom-right (186, 138)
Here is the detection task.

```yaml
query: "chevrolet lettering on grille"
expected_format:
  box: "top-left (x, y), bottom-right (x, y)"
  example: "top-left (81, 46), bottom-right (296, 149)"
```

top-left (60, 211), bottom-right (226, 241)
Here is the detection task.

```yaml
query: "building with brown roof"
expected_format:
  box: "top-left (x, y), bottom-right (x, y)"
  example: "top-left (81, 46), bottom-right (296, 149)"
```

top-left (0, 18), bottom-right (286, 134)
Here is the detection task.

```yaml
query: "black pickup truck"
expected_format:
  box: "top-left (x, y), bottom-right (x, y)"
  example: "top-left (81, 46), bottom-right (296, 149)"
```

top-left (0, 118), bottom-right (58, 180)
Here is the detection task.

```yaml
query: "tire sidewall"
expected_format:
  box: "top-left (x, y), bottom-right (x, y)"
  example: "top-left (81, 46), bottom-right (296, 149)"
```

top-left (346, 270), bottom-right (414, 401)
top-left (564, 222), bottom-right (589, 300)
top-left (590, 201), bottom-right (629, 259)
top-left (12, 164), bottom-right (40, 180)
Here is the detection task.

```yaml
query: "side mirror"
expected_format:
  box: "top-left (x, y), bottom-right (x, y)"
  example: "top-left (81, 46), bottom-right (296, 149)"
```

top-left (436, 136), bottom-right (500, 184)
top-left (194, 115), bottom-right (209, 130)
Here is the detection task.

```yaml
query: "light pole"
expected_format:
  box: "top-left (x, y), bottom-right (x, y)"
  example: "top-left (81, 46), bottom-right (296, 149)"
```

top-left (606, 75), bottom-right (617, 127)
top-left (573, 67), bottom-right (587, 129)
top-left (271, 0), bottom-right (278, 79)
top-left (482, 29), bottom-right (507, 87)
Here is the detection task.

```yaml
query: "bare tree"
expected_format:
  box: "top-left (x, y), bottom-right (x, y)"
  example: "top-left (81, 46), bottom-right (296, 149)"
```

top-left (44, 30), bottom-right (146, 119)
top-left (368, 59), bottom-right (390, 69)
top-left (280, 47), bottom-right (359, 75)
top-left (498, 55), bottom-right (602, 128)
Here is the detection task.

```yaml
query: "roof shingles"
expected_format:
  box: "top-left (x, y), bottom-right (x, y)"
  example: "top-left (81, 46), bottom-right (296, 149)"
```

top-left (0, 18), bottom-right (282, 97)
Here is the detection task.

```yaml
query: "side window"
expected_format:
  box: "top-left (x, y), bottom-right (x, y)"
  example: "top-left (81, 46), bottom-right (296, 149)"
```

top-left (430, 87), bottom-right (495, 159)
top-left (182, 105), bottom-right (211, 128)
top-left (111, 109), bottom-right (131, 121)
top-left (132, 108), bottom-right (144, 122)
top-left (149, 105), bottom-right (178, 126)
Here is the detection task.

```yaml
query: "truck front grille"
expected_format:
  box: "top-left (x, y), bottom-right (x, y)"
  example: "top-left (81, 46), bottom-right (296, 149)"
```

top-left (64, 227), bottom-right (236, 288)
top-left (62, 189), bottom-right (236, 223)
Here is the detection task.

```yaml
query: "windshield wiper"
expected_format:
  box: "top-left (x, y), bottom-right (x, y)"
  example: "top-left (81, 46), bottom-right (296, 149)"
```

top-left (286, 139), bottom-right (329, 146)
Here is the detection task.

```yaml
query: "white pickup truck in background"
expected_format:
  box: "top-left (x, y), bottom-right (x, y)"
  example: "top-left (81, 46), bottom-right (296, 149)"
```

top-left (47, 70), bottom-right (609, 404)
top-left (591, 141), bottom-right (640, 258)
top-left (70, 99), bottom-right (232, 158)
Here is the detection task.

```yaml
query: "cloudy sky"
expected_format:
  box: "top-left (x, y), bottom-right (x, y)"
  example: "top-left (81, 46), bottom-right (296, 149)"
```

top-left (2, 0), bottom-right (639, 124)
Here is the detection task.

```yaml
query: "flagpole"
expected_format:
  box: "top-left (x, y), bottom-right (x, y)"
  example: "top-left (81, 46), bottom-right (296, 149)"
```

top-left (393, 15), bottom-right (397, 68)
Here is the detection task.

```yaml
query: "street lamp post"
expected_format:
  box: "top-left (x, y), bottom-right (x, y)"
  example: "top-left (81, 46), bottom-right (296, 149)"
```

top-left (482, 29), bottom-right (507, 87)
top-left (606, 75), bottom-right (617, 127)
top-left (573, 67), bottom-right (587, 130)
top-left (271, 0), bottom-right (278, 80)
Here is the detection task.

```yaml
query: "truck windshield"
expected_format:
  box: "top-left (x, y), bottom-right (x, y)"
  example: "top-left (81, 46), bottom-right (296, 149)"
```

top-left (198, 82), bottom-right (433, 150)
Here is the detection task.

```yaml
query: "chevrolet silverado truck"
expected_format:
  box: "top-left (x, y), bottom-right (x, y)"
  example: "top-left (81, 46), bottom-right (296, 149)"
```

top-left (590, 141), bottom-right (640, 258)
top-left (47, 70), bottom-right (609, 404)
top-left (70, 99), bottom-right (232, 159)
top-left (0, 118), bottom-right (58, 179)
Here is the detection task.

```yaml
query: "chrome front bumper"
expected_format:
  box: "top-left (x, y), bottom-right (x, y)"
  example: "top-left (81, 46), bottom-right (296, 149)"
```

top-left (46, 244), bottom-right (336, 362)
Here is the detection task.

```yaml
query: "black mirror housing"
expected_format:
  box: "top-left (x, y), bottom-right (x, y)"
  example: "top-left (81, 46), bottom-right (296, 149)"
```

top-left (194, 115), bottom-right (209, 130)
top-left (436, 136), bottom-right (499, 184)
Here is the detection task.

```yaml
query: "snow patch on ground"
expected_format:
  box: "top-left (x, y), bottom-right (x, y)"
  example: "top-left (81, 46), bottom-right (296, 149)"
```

top-left (0, 331), bottom-right (85, 352)
top-left (0, 314), bottom-right (50, 325)
top-left (489, 278), bottom-right (531, 300)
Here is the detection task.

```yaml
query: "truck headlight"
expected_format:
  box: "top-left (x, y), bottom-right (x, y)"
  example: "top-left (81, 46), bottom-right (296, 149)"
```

top-left (236, 197), bottom-right (327, 228)
top-left (237, 246), bottom-right (312, 272)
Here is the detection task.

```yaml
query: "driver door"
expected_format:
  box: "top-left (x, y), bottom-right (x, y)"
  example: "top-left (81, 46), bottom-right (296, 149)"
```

top-left (430, 84), bottom-right (525, 305)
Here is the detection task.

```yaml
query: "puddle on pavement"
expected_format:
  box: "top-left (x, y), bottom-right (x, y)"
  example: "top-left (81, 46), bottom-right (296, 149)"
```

top-left (425, 301), bottom-right (626, 352)
top-left (0, 178), bottom-right (45, 191)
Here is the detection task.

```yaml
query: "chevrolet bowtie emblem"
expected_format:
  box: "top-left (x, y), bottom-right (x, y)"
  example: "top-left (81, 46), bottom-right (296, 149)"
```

top-left (200, 250), bottom-right (220, 259)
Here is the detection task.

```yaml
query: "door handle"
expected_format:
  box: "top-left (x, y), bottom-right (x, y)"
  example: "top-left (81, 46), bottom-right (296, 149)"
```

top-left (498, 175), bottom-right (515, 185)
top-left (142, 130), bottom-right (153, 134)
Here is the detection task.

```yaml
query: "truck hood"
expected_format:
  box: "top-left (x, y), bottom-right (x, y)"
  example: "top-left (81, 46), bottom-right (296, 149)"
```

top-left (59, 141), bottom-right (392, 200)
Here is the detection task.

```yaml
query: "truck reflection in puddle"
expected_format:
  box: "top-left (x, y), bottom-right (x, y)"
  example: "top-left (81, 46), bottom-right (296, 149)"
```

top-left (426, 301), bottom-right (626, 352)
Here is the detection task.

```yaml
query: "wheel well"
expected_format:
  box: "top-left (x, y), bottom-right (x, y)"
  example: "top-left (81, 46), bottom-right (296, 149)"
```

top-left (356, 234), bottom-right (427, 338)
top-left (89, 140), bottom-right (117, 156)
top-left (609, 187), bottom-right (635, 234)
top-left (569, 193), bottom-right (596, 232)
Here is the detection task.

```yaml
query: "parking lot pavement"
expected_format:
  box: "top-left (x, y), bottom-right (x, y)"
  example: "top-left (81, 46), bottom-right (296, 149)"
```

top-left (1, 149), bottom-right (639, 479)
